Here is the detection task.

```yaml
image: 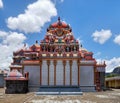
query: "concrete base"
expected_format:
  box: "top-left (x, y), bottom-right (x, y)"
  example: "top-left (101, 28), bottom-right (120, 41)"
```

top-left (5, 80), bottom-right (28, 94)
top-left (36, 86), bottom-right (83, 95)
top-left (80, 86), bottom-right (96, 92)
top-left (29, 85), bottom-right (96, 93)
top-left (28, 85), bottom-right (40, 92)
top-left (0, 74), bottom-right (4, 88)
top-left (36, 92), bottom-right (83, 95)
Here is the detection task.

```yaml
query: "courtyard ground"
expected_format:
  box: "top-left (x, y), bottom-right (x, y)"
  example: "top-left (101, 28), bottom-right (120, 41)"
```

top-left (0, 88), bottom-right (120, 103)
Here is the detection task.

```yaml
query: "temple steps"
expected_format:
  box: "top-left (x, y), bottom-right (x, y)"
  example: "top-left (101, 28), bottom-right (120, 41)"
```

top-left (36, 86), bottom-right (83, 95)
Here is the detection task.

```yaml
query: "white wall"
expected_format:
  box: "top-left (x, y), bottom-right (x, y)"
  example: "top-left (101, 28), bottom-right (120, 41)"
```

top-left (24, 65), bottom-right (40, 86)
top-left (65, 61), bottom-right (70, 85)
top-left (97, 67), bottom-right (105, 72)
top-left (80, 66), bottom-right (94, 86)
top-left (41, 60), bottom-right (48, 85)
top-left (49, 61), bottom-right (54, 85)
top-left (24, 61), bottom-right (95, 89)
top-left (72, 60), bottom-right (78, 85)
top-left (56, 60), bottom-right (63, 85)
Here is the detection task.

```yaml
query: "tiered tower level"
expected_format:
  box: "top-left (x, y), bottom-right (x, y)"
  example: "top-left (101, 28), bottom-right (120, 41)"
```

top-left (41, 17), bottom-right (79, 55)
top-left (10, 17), bottom-right (106, 92)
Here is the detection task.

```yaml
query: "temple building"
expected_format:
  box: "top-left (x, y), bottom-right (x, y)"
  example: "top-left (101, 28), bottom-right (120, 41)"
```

top-left (9, 17), bottom-right (106, 92)
top-left (5, 69), bottom-right (28, 94)
top-left (105, 76), bottom-right (120, 89)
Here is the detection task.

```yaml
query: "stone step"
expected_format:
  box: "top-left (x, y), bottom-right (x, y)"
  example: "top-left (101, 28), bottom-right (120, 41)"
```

top-left (36, 92), bottom-right (83, 95)
top-left (36, 86), bottom-right (83, 95)
top-left (39, 86), bottom-right (81, 92)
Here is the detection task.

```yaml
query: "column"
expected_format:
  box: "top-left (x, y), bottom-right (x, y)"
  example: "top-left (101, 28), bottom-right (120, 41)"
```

top-left (63, 60), bottom-right (66, 86)
top-left (94, 64), bottom-right (97, 85)
top-left (47, 60), bottom-right (50, 86)
top-left (69, 60), bottom-right (73, 86)
top-left (40, 60), bottom-right (42, 86)
top-left (77, 59), bottom-right (80, 86)
top-left (54, 60), bottom-right (57, 86)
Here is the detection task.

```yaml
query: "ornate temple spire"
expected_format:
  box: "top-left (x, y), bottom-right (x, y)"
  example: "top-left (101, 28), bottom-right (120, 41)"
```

top-left (58, 16), bottom-right (62, 26)
top-left (23, 43), bottom-right (27, 50)
top-left (58, 16), bottom-right (60, 22)
top-left (24, 43), bottom-right (26, 47)
top-left (36, 40), bottom-right (38, 44)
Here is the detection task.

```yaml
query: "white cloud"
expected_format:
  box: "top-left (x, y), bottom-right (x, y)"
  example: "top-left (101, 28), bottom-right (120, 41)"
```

top-left (60, 0), bottom-right (64, 2)
top-left (0, 31), bottom-right (8, 38)
top-left (52, 0), bottom-right (64, 4)
top-left (7, 0), bottom-right (57, 33)
top-left (0, 0), bottom-right (3, 8)
top-left (0, 30), bottom-right (26, 70)
top-left (97, 57), bottom-right (120, 73)
top-left (94, 52), bottom-right (101, 58)
top-left (114, 34), bottom-right (120, 45)
top-left (92, 29), bottom-right (112, 44)
top-left (3, 32), bottom-right (26, 46)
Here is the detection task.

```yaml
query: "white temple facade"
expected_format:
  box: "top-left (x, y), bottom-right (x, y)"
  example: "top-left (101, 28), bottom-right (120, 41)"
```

top-left (10, 17), bottom-right (106, 92)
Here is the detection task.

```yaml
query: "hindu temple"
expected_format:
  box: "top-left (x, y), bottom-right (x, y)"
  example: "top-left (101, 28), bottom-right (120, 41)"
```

top-left (8, 17), bottom-right (106, 92)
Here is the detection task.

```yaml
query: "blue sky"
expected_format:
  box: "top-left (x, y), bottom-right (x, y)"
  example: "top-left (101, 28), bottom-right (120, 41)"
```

top-left (0, 0), bottom-right (120, 72)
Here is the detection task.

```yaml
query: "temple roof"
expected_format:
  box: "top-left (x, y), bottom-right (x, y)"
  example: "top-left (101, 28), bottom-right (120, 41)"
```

top-left (51, 17), bottom-right (69, 28)
top-left (11, 17), bottom-right (96, 61)
top-left (47, 17), bottom-right (72, 32)
top-left (105, 76), bottom-right (120, 81)
top-left (5, 69), bottom-right (27, 80)
top-left (51, 17), bottom-right (68, 28)
top-left (80, 47), bottom-right (88, 52)
top-left (7, 69), bottom-right (23, 77)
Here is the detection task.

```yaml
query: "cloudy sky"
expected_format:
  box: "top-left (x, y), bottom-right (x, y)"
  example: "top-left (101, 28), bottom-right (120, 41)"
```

top-left (0, 0), bottom-right (120, 72)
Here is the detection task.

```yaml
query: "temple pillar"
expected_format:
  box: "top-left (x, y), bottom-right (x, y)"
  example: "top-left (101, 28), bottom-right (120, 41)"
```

top-left (63, 60), bottom-right (66, 86)
top-left (40, 60), bottom-right (42, 86)
top-left (54, 60), bottom-right (57, 86)
top-left (47, 60), bottom-right (50, 86)
top-left (94, 63), bottom-right (97, 86)
top-left (77, 59), bottom-right (80, 86)
top-left (69, 60), bottom-right (73, 86)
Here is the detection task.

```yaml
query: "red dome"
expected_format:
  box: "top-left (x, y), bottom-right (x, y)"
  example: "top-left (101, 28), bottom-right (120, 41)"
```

top-left (47, 17), bottom-right (72, 33)
top-left (51, 17), bottom-right (68, 28)
top-left (51, 21), bottom-right (67, 28)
